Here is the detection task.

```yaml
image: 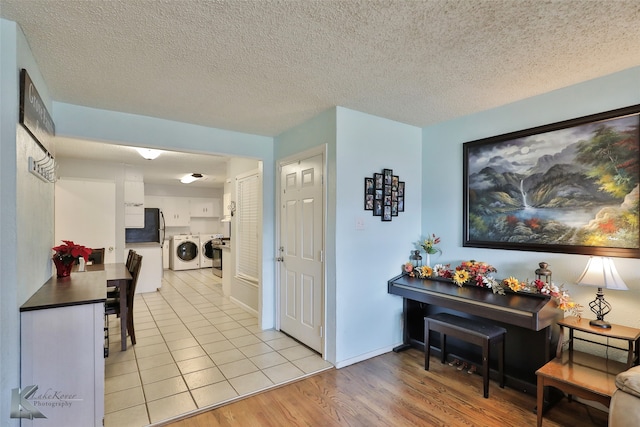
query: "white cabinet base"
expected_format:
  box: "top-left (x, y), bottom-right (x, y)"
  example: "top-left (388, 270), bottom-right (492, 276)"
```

top-left (125, 244), bottom-right (163, 293)
top-left (21, 304), bottom-right (104, 426)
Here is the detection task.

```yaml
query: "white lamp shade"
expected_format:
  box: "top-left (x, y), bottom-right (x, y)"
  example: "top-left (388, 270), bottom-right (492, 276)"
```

top-left (576, 256), bottom-right (628, 291)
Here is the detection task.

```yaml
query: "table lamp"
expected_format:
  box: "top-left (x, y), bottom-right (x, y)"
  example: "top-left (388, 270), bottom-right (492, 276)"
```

top-left (576, 256), bottom-right (628, 329)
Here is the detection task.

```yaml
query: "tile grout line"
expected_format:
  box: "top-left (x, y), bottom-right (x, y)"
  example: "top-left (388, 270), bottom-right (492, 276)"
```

top-left (105, 269), bottom-right (330, 426)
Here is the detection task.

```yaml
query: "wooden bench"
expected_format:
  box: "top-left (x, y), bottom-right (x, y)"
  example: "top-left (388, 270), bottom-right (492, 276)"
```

top-left (425, 312), bottom-right (506, 398)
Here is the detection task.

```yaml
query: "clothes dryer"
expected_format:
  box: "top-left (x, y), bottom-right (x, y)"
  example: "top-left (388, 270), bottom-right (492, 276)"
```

top-left (169, 234), bottom-right (200, 271)
top-left (199, 233), bottom-right (220, 268)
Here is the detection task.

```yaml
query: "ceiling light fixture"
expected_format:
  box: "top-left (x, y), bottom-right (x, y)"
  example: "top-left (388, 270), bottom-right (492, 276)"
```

top-left (180, 173), bottom-right (203, 184)
top-left (135, 147), bottom-right (163, 160)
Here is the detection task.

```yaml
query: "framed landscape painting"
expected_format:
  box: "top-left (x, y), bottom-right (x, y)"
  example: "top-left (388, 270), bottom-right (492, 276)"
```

top-left (463, 104), bottom-right (640, 258)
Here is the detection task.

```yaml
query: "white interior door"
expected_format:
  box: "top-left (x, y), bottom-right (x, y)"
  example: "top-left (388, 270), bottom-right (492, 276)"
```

top-left (279, 153), bottom-right (324, 353)
top-left (55, 178), bottom-right (116, 264)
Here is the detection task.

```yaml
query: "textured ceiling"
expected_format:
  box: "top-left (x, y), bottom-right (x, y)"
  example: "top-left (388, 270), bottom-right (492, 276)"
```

top-left (2, 0), bottom-right (639, 138)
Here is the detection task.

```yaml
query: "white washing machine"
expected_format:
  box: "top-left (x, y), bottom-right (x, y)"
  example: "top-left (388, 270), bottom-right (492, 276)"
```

top-left (199, 233), bottom-right (222, 269)
top-left (169, 234), bottom-right (200, 271)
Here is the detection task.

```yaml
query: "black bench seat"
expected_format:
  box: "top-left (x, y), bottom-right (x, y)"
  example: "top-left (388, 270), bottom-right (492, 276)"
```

top-left (424, 312), bottom-right (506, 398)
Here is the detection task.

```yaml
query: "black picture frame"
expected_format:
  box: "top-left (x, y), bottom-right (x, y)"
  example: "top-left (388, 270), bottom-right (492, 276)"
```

top-left (383, 168), bottom-right (393, 185)
top-left (374, 173), bottom-right (384, 190)
top-left (364, 178), bottom-right (374, 210)
top-left (382, 205), bottom-right (392, 221)
top-left (463, 104), bottom-right (640, 258)
top-left (373, 200), bottom-right (383, 216)
top-left (366, 168), bottom-right (405, 221)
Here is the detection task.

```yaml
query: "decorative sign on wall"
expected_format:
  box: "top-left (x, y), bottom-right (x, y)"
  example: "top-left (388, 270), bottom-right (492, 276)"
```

top-left (19, 69), bottom-right (55, 154)
top-left (364, 168), bottom-right (404, 221)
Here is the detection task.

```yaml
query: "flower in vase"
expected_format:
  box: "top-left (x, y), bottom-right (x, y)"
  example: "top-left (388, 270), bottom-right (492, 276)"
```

top-left (52, 240), bottom-right (92, 264)
top-left (420, 233), bottom-right (441, 255)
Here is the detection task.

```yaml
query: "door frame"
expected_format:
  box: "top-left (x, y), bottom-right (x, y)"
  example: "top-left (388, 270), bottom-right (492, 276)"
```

top-left (275, 145), bottom-right (327, 357)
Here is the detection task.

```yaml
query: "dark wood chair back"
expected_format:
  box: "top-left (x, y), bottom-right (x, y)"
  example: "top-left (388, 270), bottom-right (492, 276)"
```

top-left (88, 248), bottom-right (105, 264)
top-left (127, 254), bottom-right (142, 307)
top-left (126, 249), bottom-right (137, 272)
top-left (125, 254), bottom-right (142, 345)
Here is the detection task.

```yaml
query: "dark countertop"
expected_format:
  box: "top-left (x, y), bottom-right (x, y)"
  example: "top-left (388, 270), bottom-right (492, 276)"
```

top-left (125, 242), bottom-right (162, 248)
top-left (21, 269), bottom-right (107, 312)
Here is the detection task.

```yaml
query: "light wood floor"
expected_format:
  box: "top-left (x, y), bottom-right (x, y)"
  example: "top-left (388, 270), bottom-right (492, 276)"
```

top-left (163, 348), bottom-right (608, 427)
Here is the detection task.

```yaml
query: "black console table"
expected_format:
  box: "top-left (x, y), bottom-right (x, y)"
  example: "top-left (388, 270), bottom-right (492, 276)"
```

top-left (388, 273), bottom-right (563, 394)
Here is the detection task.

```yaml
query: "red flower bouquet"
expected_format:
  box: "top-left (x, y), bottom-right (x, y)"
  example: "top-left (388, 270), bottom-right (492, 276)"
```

top-left (52, 240), bottom-right (92, 277)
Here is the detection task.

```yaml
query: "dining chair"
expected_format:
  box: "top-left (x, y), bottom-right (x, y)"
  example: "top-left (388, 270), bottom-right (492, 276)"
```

top-left (126, 249), bottom-right (136, 271)
top-left (88, 247), bottom-right (105, 264)
top-left (106, 249), bottom-right (136, 299)
top-left (105, 253), bottom-right (143, 349)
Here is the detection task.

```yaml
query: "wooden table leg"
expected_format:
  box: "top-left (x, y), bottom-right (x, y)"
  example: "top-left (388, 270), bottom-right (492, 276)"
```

top-left (536, 374), bottom-right (544, 427)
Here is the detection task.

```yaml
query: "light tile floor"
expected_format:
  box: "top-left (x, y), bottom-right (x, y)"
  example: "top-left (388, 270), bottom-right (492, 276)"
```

top-left (104, 269), bottom-right (332, 426)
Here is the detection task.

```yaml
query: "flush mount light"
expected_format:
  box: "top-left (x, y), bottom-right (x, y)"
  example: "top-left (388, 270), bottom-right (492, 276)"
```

top-left (180, 173), bottom-right (203, 184)
top-left (135, 147), bottom-right (163, 160)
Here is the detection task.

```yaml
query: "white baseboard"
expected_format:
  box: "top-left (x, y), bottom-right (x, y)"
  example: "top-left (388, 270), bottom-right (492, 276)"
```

top-left (334, 343), bottom-right (400, 369)
top-left (230, 296), bottom-right (258, 317)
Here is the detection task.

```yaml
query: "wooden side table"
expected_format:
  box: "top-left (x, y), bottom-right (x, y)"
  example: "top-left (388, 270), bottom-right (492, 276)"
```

top-left (536, 317), bottom-right (640, 427)
top-left (556, 316), bottom-right (640, 368)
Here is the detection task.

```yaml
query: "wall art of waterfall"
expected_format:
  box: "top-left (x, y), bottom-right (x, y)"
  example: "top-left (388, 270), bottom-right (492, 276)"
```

top-left (463, 106), bottom-right (640, 253)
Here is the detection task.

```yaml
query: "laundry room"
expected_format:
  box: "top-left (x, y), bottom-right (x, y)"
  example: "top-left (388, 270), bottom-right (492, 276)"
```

top-left (144, 186), bottom-right (229, 273)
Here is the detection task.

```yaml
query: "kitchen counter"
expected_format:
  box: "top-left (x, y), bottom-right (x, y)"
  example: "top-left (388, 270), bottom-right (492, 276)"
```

top-left (125, 241), bottom-right (162, 248)
top-left (21, 270), bottom-right (107, 312)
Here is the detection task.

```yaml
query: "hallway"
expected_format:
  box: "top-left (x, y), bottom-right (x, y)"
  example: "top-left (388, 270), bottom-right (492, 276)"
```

top-left (104, 269), bottom-right (332, 426)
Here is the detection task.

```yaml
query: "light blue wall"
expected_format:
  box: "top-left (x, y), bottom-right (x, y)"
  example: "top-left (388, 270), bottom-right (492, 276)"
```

top-left (275, 108), bottom-right (336, 159)
top-left (423, 66), bottom-right (640, 333)
top-left (1, 18), bottom-right (55, 426)
top-left (53, 102), bottom-right (273, 159)
top-left (334, 107), bottom-right (422, 367)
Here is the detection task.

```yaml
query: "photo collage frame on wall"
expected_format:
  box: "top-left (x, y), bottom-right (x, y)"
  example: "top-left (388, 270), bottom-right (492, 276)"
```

top-left (364, 168), bottom-right (404, 221)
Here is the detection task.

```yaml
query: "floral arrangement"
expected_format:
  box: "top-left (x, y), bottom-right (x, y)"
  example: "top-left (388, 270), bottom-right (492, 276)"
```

top-left (419, 233), bottom-right (441, 255)
top-left (403, 259), bottom-right (580, 315)
top-left (52, 240), bottom-right (92, 265)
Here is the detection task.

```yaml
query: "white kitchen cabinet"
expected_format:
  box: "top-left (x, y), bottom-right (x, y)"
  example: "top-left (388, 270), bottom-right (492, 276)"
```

top-left (124, 180), bottom-right (145, 227)
top-left (144, 196), bottom-right (190, 227)
top-left (161, 197), bottom-right (191, 227)
top-left (190, 197), bottom-right (221, 218)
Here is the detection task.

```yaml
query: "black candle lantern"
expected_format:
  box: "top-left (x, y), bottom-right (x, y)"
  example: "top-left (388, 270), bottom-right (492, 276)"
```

top-left (411, 250), bottom-right (422, 268)
top-left (535, 262), bottom-right (552, 284)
